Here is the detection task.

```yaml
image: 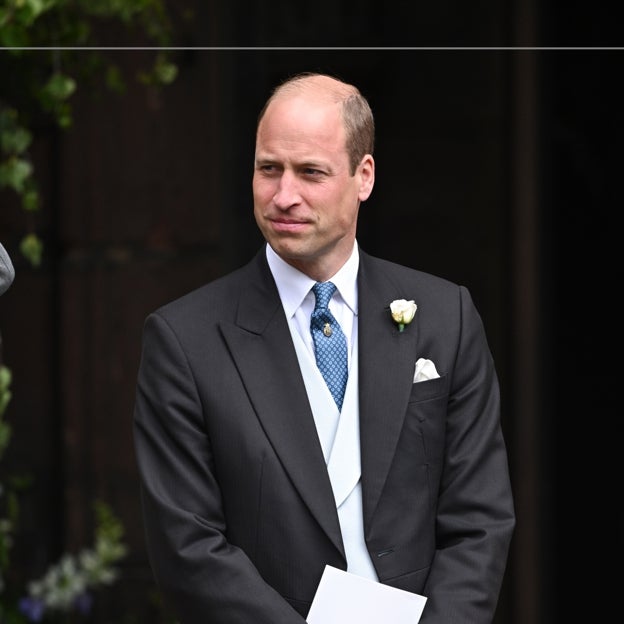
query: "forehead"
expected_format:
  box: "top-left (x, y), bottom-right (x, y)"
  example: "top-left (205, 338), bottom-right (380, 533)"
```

top-left (256, 94), bottom-right (347, 156)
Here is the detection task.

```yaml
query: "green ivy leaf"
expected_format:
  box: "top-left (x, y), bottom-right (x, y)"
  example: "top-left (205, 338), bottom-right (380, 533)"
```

top-left (0, 365), bottom-right (11, 391)
top-left (39, 74), bottom-right (77, 127)
top-left (105, 63), bottom-right (126, 93)
top-left (1, 126), bottom-right (32, 155)
top-left (0, 365), bottom-right (12, 419)
top-left (0, 22), bottom-right (30, 48)
top-left (138, 53), bottom-right (178, 87)
top-left (0, 420), bottom-right (12, 458)
top-left (56, 101), bottom-right (73, 128)
top-left (25, 0), bottom-right (50, 20)
top-left (19, 233), bottom-right (43, 267)
top-left (154, 59), bottom-right (177, 85)
top-left (0, 391), bottom-right (11, 418)
top-left (22, 188), bottom-right (40, 211)
top-left (10, 0), bottom-right (55, 27)
top-left (43, 72), bottom-right (77, 101)
top-left (0, 156), bottom-right (33, 193)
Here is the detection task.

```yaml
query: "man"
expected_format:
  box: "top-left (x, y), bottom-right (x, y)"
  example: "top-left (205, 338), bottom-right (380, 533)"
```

top-left (133, 72), bottom-right (515, 623)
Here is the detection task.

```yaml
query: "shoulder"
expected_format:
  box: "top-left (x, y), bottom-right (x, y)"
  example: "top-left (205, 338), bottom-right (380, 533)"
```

top-left (358, 249), bottom-right (480, 327)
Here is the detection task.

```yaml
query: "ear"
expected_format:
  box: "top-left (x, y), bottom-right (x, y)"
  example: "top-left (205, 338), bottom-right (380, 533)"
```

top-left (357, 154), bottom-right (375, 201)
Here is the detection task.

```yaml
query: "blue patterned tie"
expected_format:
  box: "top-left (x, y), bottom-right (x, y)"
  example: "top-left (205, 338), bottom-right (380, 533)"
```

top-left (310, 282), bottom-right (348, 411)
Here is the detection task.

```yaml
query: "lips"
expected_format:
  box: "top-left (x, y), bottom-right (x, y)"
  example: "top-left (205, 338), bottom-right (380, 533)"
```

top-left (268, 217), bottom-right (309, 233)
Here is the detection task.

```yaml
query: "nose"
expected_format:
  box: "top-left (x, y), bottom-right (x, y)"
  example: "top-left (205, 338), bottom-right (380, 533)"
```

top-left (272, 170), bottom-right (300, 210)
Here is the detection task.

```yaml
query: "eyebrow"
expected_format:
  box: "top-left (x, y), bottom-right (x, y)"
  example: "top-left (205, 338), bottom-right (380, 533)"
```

top-left (256, 153), bottom-right (334, 169)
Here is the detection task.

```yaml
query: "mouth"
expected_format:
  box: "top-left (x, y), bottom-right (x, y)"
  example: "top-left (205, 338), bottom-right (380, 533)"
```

top-left (268, 217), bottom-right (309, 234)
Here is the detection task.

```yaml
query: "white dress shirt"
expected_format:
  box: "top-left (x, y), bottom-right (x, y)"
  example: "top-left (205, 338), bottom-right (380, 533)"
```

top-left (265, 242), bottom-right (359, 367)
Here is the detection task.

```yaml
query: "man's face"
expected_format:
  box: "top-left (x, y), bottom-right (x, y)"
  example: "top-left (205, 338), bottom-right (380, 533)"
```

top-left (253, 94), bottom-right (374, 281)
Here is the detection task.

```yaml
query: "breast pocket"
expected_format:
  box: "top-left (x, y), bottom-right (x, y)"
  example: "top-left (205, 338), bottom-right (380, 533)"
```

top-left (408, 373), bottom-right (449, 408)
top-left (404, 373), bottom-right (449, 467)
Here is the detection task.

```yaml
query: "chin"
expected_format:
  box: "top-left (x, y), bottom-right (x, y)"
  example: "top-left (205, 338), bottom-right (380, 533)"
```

top-left (272, 242), bottom-right (302, 259)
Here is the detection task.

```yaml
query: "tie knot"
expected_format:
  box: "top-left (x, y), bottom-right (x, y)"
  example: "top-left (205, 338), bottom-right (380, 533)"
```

top-left (312, 282), bottom-right (337, 310)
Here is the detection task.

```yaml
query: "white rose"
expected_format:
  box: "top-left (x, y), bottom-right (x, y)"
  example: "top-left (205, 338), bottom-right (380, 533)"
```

top-left (389, 299), bottom-right (417, 331)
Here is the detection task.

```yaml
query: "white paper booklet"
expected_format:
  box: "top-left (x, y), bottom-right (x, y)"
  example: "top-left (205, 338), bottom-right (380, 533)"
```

top-left (306, 565), bottom-right (427, 623)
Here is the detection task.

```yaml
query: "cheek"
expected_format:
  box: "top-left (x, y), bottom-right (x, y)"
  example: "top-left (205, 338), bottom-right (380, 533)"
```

top-left (331, 194), bottom-right (360, 227)
top-left (251, 173), bottom-right (277, 197)
top-left (252, 176), bottom-right (274, 203)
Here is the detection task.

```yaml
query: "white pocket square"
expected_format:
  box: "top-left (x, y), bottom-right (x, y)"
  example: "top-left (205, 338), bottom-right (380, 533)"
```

top-left (413, 358), bottom-right (440, 383)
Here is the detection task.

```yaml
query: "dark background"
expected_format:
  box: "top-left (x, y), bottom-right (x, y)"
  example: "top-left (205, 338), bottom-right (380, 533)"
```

top-left (1, 1), bottom-right (622, 622)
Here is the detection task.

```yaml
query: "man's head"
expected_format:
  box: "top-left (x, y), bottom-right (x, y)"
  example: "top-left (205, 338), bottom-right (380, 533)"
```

top-left (257, 72), bottom-right (375, 176)
top-left (253, 73), bottom-right (375, 281)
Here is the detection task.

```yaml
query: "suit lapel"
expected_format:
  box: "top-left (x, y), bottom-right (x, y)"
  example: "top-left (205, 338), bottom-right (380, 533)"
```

top-left (219, 250), bottom-right (344, 556)
top-left (357, 252), bottom-right (420, 526)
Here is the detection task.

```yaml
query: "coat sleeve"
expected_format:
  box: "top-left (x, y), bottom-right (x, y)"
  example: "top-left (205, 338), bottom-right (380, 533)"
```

top-left (420, 285), bottom-right (516, 623)
top-left (132, 312), bottom-right (306, 624)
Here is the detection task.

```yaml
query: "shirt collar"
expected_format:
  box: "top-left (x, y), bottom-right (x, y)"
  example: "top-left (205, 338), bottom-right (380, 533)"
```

top-left (266, 242), bottom-right (359, 319)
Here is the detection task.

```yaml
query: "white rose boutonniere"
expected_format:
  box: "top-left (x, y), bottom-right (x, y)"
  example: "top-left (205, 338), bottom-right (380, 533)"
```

top-left (389, 299), bottom-right (417, 332)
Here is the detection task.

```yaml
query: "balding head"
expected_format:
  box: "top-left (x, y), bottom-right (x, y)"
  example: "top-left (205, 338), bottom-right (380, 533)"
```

top-left (257, 73), bottom-right (375, 175)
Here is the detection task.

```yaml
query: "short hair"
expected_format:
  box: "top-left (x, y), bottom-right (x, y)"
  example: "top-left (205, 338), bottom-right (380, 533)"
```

top-left (257, 72), bottom-right (375, 175)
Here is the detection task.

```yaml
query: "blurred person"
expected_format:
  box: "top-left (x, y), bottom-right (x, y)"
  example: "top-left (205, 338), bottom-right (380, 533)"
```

top-left (0, 243), bottom-right (15, 296)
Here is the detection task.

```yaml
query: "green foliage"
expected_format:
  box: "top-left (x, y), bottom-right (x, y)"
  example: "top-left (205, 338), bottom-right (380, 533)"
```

top-left (0, 362), bottom-right (25, 599)
top-left (0, 2), bottom-right (179, 618)
top-left (22, 501), bottom-right (127, 621)
top-left (0, 365), bottom-right (13, 457)
top-left (18, 234), bottom-right (43, 267)
top-left (0, 0), bottom-right (177, 266)
top-left (0, 361), bottom-right (127, 622)
top-left (0, 0), bottom-right (173, 49)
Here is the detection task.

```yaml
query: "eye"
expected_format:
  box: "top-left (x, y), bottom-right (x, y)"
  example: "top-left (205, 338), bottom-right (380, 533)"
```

top-left (257, 163), bottom-right (279, 175)
top-left (302, 167), bottom-right (324, 177)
